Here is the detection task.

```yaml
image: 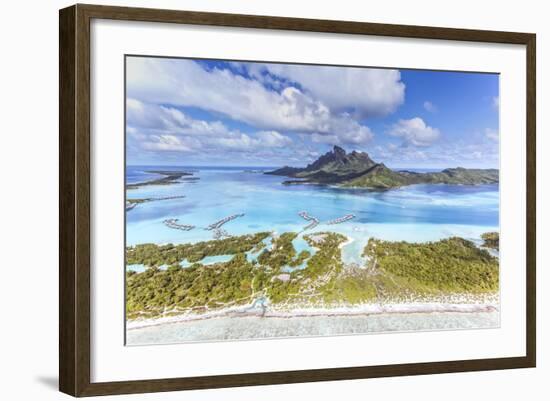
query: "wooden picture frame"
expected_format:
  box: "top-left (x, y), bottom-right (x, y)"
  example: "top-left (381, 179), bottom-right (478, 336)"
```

top-left (59, 3), bottom-right (536, 397)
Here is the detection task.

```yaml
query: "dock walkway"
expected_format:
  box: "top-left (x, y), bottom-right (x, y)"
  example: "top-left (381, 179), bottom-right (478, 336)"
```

top-left (163, 218), bottom-right (195, 231)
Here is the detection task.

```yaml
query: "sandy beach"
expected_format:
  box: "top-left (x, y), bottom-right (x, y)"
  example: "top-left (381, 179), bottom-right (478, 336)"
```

top-left (127, 292), bottom-right (499, 331)
top-left (126, 303), bottom-right (500, 345)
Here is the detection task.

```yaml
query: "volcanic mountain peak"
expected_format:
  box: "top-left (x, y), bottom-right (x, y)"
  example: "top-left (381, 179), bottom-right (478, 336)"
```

top-left (266, 146), bottom-right (499, 189)
top-left (302, 145), bottom-right (376, 173)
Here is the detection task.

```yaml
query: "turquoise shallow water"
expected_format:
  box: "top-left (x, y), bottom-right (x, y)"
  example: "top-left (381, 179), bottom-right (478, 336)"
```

top-left (180, 254), bottom-right (234, 268)
top-left (126, 166), bottom-right (499, 268)
top-left (126, 311), bottom-right (500, 345)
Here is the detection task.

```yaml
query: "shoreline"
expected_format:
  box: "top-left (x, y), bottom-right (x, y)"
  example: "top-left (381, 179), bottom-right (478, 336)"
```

top-left (127, 294), bottom-right (499, 330)
top-left (126, 170), bottom-right (194, 190)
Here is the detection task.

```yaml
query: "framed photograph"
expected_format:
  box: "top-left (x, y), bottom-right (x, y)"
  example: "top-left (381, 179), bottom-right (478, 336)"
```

top-left (59, 4), bottom-right (536, 397)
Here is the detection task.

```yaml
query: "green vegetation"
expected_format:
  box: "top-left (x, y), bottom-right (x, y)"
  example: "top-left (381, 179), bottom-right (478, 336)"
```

top-left (126, 232), bottom-right (270, 266)
top-left (126, 231), bottom-right (500, 319)
top-left (481, 232), bottom-right (499, 250)
top-left (263, 232), bottom-right (346, 303)
top-left (253, 233), bottom-right (311, 269)
top-left (326, 273), bottom-right (378, 303)
top-left (364, 237), bottom-right (499, 293)
top-left (126, 231), bottom-right (346, 316)
top-left (289, 250), bottom-right (311, 267)
top-left (127, 198), bottom-right (151, 204)
top-left (126, 253), bottom-right (266, 318)
top-left (301, 233), bottom-right (345, 280)
top-left (257, 232), bottom-right (298, 268)
top-left (341, 164), bottom-right (409, 189)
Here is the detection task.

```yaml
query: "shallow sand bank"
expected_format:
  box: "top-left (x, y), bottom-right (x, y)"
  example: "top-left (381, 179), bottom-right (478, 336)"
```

top-left (126, 309), bottom-right (499, 345)
top-left (127, 292), bottom-right (498, 329)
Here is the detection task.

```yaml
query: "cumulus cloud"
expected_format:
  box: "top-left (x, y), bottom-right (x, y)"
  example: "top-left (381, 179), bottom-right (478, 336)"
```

top-left (127, 98), bottom-right (229, 137)
top-left (485, 128), bottom-right (499, 141)
top-left (310, 117), bottom-right (374, 145)
top-left (423, 101), bottom-right (437, 113)
top-left (492, 96), bottom-right (499, 110)
top-left (256, 131), bottom-right (293, 147)
top-left (141, 135), bottom-right (199, 152)
top-left (126, 58), bottom-right (378, 146)
top-left (472, 151), bottom-right (483, 159)
top-left (127, 99), bottom-right (293, 153)
top-left (216, 131), bottom-right (293, 151)
top-left (311, 133), bottom-right (340, 145)
top-left (387, 143), bottom-right (399, 151)
top-left (127, 58), bottom-right (327, 132)
top-left (374, 140), bottom-right (498, 168)
top-left (244, 62), bottom-right (405, 118)
top-left (387, 117), bottom-right (440, 147)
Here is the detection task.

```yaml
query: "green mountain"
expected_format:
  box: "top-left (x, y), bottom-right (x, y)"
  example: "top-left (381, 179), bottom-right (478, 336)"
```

top-left (266, 146), bottom-right (499, 189)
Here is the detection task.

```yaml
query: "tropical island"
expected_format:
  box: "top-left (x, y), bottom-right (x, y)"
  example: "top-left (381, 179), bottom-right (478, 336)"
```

top-left (127, 195), bottom-right (186, 205)
top-left (126, 170), bottom-right (198, 190)
top-left (124, 58), bottom-right (501, 344)
top-left (266, 146), bottom-right (499, 189)
top-left (126, 195), bottom-right (187, 212)
top-left (126, 231), bottom-right (499, 321)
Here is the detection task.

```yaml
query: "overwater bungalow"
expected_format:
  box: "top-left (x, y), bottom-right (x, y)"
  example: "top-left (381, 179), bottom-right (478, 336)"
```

top-left (205, 213), bottom-right (245, 231)
top-left (304, 219), bottom-right (319, 230)
top-left (326, 214), bottom-right (356, 225)
top-left (155, 195), bottom-right (185, 201)
top-left (299, 211), bottom-right (320, 230)
top-left (299, 211), bottom-right (317, 221)
top-left (163, 218), bottom-right (195, 231)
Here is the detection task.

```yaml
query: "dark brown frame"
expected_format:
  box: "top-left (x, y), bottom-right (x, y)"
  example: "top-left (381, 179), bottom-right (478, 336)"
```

top-left (59, 3), bottom-right (536, 397)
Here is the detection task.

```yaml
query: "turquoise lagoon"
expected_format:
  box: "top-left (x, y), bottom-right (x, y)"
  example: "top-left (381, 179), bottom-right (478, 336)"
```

top-left (125, 165), bottom-right (499, 269)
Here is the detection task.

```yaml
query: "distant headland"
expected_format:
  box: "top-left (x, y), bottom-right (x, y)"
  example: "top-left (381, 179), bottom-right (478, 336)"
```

top-left (126, 170), bottom-right (198, 190)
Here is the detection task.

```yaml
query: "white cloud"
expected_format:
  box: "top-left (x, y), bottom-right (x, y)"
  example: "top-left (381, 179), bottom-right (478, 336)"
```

top-left (376, 140), bottom-right (498, 168)
top-left (311, 133), bottom-right (340, 145)
top-left (216, 131), bottom-right (293, 151)
top-left (128, 58), bottom-right (326, 133)
top-left (423, 101), bottom-right (437, 113)
top-left (126, 58), bottom-right (377, 146)
top-left (256, 130), bottom-right (293, 147)
top-left (334, 115), bottom-right (375, 144)
top-left (127, 99), bottom-right (293, 153)
top-left (310, 121), bottom-right (373, 146)
top-left (485, 128), bottom-right (499, 141)
top-left (492, 96), bottom-right (499, 110)
top-left (127, 98), bottom-right (229, 137)
top-left (472, 151), bottom-right (483, 159)
top-left (387, 117), bottom-right (440, 147)
top-left (141, 135), bottom-right (199, 152)
top-left (246, 63), bottom-right (405, 118)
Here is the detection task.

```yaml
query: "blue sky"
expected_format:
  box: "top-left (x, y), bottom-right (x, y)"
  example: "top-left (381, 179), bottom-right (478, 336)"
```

top-left (126, 57), bottom-right (499, 168)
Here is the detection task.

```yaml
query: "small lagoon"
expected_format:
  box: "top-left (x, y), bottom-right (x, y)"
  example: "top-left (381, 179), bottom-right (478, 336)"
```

top-left (180, 254), bottom-right (234, 267)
